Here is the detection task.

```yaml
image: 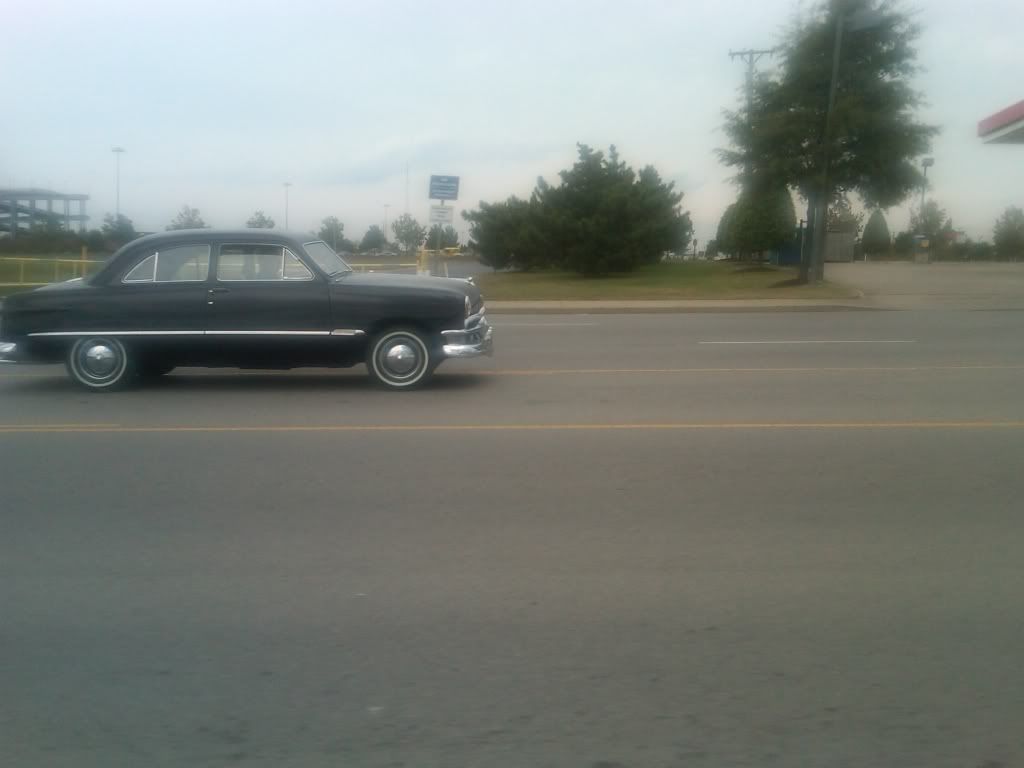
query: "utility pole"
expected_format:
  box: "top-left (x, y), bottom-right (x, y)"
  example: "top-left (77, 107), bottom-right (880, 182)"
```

top-left (283, 182), bottom-right (292, 229)
top-left (111, 147), bottom-right (125, 218)
top-left (728, 48), bottom-right (775, 183)
top-left (383, 204), bottom-right (391, 242)
top-left (918, 157), bottom-right (934, 231)
top-left (728, 48), bottom-right (775, 116)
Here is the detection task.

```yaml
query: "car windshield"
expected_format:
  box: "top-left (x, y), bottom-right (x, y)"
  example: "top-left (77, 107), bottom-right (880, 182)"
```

top-left (302, 240), bottom-right (350, 276)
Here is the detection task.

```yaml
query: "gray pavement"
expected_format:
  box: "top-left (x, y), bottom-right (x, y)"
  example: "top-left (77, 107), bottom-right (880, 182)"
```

top-left (829, 261), bottom-right (1024, 309)
top-left (3, 311), bottom-right (1024, 767)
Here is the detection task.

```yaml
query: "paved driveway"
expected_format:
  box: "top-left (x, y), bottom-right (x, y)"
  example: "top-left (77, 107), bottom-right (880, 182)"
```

top-left (828, 261), bottom-right (1024, 309)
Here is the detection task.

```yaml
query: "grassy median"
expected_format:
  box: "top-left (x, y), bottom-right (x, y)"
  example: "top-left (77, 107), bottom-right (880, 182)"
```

top-left (474, 262), bottom-right (857, 301)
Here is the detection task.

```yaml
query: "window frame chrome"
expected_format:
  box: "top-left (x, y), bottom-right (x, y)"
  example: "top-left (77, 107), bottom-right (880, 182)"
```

top-left (120, 244), bottom-right (212, 285)
top-left (215, 244), bottom-right (315, 283)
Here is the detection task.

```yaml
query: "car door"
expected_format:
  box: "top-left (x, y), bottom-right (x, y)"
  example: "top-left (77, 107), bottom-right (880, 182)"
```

top-left (88, 242), bottom-right (213, 336)
top-left (206, 243), bottom-right (334, 366)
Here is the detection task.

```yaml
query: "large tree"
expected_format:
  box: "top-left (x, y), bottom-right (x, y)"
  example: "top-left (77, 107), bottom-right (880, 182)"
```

top-left (166, 205), bottom-right (206, 231)
top-left (426, 225), bottom-right (460, 250)
top-left (391, 214), bottom-right (427, 254)
top-left (721, 0), bottom-right (937, 281)
top-left (246, 210), bottom-right (275, 228)
top-left (861, 209), bottom-right (891, 256)
top-left (463, 197), bottom-right (547, 272)
top-left (465, 144), bottom-right (691, 276)
top-left (318, 216), bottom-right (345, 249)
top-left (993, 206), bottom-right (1024, 259)
top-left (360, 225), bottom-right (387, 252)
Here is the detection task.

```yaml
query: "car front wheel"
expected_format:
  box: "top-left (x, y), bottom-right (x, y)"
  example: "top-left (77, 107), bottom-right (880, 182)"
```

top-left (366, 328), bottom-right (434, 390)
top-left (66, 337), bottom-right (136, 391)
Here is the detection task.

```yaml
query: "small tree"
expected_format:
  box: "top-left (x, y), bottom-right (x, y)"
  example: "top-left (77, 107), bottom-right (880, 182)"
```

top-left (715, 203), bottom-right (739, 258)
top-left (861, 210), bottom-right (891, 257)
top-left (318, 216), bottom-right (345, 249)
top-left (827, 196), bottom-right (864, 236)
top-left (728, 184), bottom-right (796, 258)
top-left (360, 225), bottom-right (387, 252)
top-left (993, 206), bottom-right (1024, 260)
top-left (167, 205), bottom-right (206, 230)
top-left (101, 213), bottom-right (138, 245)
top-left (893, 231), bottom-right (914, 257)
top-left (246, 210), bottom-right (275, 228)
top-left (910, 200), bottom-right (946, 240)
top-left (391, 213), bottom-right (426, 254)
top-left (426, 225), bottom-right (459, 250)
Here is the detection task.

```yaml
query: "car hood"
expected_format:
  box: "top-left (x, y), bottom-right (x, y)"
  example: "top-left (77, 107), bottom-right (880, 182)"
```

top-left (335, 271), bottom-right (481, 303)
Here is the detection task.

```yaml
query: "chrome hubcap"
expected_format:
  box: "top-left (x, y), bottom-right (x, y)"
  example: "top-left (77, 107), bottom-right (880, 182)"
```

top-left (82, 344), bottom-right (118, 378)
top-left (384, 343), bottom-right (418, 376)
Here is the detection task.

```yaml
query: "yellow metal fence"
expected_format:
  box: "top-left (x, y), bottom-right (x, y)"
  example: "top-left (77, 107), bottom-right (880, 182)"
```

top-left (0, 256), bottom-right (105, 286)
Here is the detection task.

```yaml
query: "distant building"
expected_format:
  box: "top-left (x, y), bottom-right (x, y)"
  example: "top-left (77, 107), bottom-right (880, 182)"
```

top-left (0, 188), bottom-right (89, 239)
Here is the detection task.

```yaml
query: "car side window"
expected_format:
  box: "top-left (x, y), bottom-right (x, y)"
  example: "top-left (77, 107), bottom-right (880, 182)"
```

top-left (217, 245), bottom-right (313, 281)
top-left (122, 245), bottom-right (211, 283)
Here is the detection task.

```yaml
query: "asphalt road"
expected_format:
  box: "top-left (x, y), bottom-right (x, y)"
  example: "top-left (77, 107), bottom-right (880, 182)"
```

top-left (3, 311), bottom-right (1024, 768)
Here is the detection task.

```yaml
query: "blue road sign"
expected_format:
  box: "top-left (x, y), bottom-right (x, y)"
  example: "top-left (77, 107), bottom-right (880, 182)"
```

top-left (429, 175), bottom-right (460, 201)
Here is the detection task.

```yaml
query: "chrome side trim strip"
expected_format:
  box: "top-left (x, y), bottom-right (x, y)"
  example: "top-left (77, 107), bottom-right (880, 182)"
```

top-left (28, 330), bottom-right (333, 338)
top-left (330, 329), bottom-right (366, 337)
top-left (205, 330), bottom-right (331, 336)
top-left (29, 330), bottom-right (205, 337)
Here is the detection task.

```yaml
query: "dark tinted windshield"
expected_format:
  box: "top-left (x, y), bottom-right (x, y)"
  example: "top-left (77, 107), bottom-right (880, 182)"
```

top-left (302, 241), bottom-right (350, 276)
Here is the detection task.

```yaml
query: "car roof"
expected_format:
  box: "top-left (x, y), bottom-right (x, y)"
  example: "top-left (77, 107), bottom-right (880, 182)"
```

top-left (91, 230), bottom-right (325, 285)
top-left (125, 229), bottom-right (313, 248)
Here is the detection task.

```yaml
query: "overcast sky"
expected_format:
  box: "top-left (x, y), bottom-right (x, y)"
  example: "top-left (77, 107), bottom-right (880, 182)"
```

top-left (3, 0), bottom-right (1022, 244)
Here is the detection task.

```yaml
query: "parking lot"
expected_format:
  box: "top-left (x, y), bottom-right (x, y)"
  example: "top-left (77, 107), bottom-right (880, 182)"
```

top-left (3, 310), bottom-right (1024, 767)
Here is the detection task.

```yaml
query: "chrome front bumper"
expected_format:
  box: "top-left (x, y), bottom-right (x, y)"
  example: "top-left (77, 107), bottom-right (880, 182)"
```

top-left (0, 342), bottom-right (18, 363)
top-left (441, 312), bottom-right (493, 358)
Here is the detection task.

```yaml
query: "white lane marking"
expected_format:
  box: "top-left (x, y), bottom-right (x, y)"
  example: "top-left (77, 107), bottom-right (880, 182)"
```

top-left (498, 322), bottom-right (598, 327)
top-left (698, 340), bottom-right (916, 345)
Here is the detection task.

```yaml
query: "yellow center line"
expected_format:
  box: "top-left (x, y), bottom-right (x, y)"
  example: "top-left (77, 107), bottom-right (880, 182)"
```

top-left (476, 365), bottom-right (1024, 376)
top-left (2, 421), bottom-right (1024, 435)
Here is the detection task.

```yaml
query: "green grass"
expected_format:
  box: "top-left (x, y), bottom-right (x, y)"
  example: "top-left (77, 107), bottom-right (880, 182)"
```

top-left (475, 262), bottom-right (858, 301)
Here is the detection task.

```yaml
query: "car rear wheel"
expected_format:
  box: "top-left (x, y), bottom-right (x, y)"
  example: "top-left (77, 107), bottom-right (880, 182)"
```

top-left (366, 328), bottom-right (434, 390)
top-left (66, 337), bottom-right (136, 391)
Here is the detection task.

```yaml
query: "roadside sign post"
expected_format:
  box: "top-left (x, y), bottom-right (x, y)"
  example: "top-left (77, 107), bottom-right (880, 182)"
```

top-left (426, 175), bottom-right (459, 275)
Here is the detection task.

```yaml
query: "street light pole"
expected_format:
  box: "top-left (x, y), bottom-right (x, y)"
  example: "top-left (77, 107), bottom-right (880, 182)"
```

top-left (283, 183), bottom-right (292, 229)
top-left (919, 157), bottom-right (934, 231)
top-left (383, 204), bottom-right (391, 242)
top-left (112, 147), bottom-right (125, 218)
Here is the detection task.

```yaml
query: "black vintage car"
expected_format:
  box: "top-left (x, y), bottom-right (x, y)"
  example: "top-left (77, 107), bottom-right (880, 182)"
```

top-left (0, 230), bottom-right (492, 390)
